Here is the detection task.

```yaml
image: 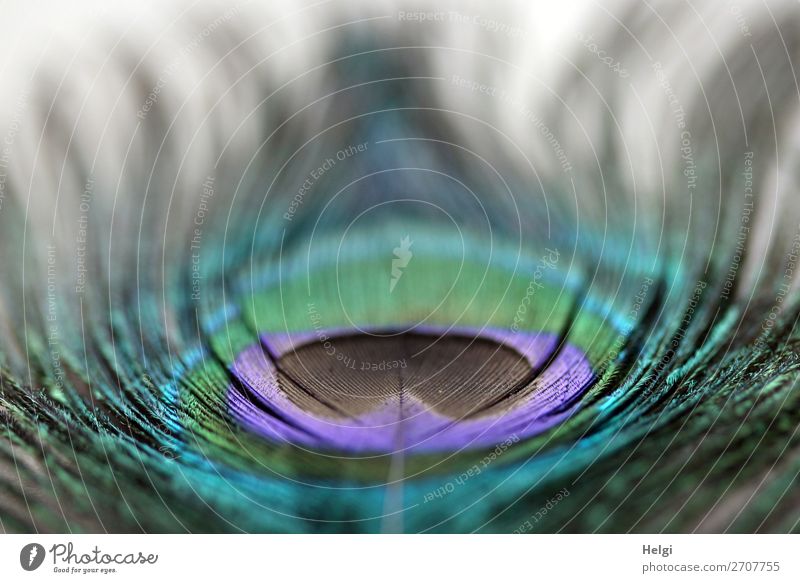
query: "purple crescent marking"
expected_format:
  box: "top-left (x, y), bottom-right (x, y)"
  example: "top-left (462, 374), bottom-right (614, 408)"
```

top-left (227, 326), bottom-right (593, 453)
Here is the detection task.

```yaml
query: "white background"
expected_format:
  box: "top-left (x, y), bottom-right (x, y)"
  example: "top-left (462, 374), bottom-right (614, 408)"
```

top-left (1, 534), bottom-right (797, 582)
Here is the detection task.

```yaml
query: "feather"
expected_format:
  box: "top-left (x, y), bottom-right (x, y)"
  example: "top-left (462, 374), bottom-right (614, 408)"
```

top-left (1, 0), bottom-right (800, 533)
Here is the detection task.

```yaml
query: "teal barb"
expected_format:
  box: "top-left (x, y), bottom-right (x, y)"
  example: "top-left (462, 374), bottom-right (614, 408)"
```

top-left (2, 3), bottom-right (800, 534)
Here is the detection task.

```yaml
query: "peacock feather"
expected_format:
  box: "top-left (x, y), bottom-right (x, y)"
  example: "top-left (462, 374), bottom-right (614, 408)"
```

top-left (1, 0), bottom-right (800, 533)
